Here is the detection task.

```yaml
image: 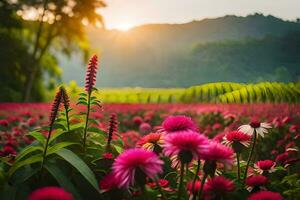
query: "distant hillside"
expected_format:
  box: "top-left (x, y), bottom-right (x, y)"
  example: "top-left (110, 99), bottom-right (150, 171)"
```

top-left (59, 14), bottom-right (300, 87)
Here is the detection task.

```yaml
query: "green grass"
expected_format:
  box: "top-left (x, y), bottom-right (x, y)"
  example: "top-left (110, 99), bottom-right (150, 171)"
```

top-left (60, 81), bottom-right (300, 104)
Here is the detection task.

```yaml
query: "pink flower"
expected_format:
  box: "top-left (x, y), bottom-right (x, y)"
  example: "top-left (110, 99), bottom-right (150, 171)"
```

top-left (204, 176), bottom-right (234, 199)
top-left (202, 141), bottom-right (234, 168)
top-left (163, 130), bottom-right (208, 165)
top-left (139, 122), bottom-right (152, 135)
top-left (223, 131), bottom-right (251, 151)
top-left (248, 191), bottom-right (284, 200)
top-left (85, 55), bottom-right (98, 94)
top-left (27, 187), bottom-right (74, 200)
top-left (112, 148), bottom-right (163, 188)
top-left (162, 115), bottom-right (197, 133)
top-left (246, 175), bottom-right (268, 191)
top-left (187, 180), bottom-right (201, 194)
top-left (254, 160), bottom-right (276, 174)
top-left (99, 173), bottom-right (118, 192)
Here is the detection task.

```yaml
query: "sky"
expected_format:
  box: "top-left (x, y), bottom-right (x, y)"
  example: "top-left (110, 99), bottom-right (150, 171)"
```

top-left (99, 0), bottom-right (300, 30)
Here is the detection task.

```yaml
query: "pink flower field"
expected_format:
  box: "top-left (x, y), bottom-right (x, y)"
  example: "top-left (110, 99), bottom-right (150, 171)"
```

top-left (1, 56), bottom-right (300, 200)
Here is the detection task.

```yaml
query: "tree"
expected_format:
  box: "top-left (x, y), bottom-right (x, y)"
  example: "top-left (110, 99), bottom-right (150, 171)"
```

top-left (17, 0), bottom-right (106, 101)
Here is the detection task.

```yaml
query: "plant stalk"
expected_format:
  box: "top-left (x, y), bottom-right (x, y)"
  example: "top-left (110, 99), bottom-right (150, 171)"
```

top-left (83, 92), bottom-right (91, 155)
top-left (243, 129), bottom-right (257, 184)
top-left (40, 126), bottom-right (53, 170)
top-left (197, 173), bottom-right (208, 200)
top-left (192, 159), bottom-right (201, 200)
top-left (177, 163), bottom-right (185, 200)
top-left (236, 152), bottom-right (240, 180)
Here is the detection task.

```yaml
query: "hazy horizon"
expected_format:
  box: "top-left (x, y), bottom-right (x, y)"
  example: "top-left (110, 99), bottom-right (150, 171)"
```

top-left (100, 0), bottom-right (300, 30)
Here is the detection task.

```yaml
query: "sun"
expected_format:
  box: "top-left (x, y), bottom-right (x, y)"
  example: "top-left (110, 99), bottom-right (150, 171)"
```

top-left (116, 23), bottom-right (134, 32)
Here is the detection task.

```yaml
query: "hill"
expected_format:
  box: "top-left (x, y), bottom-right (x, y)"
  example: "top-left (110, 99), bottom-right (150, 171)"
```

top-left (59, 14), bottom-right (300, 87)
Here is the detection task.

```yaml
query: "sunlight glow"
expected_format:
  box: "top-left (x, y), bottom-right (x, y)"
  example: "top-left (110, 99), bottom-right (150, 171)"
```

top-left (116, 23), bottom-right (135, 32)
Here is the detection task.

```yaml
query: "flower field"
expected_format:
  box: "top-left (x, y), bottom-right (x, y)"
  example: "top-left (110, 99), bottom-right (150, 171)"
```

top-left (1, 55), bottom-right (300, 200)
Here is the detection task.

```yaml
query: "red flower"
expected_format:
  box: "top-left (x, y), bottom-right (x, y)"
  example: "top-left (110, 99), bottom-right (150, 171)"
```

top-left (85, 55), bottom-right (98, 94)
top-left (99, 173), bottom-right (118, 192)
top-left (187, 180), bottom-right (201, 194)
top-left (133, 116), bottom-right (143, 125)
top-left (162, 115), bottom-right (197, 133)
top-left (102, 152), bottom-right (113, 159)
top-left (223, 131), bottom-right (251, 152)
top-left (254, 160), bottom-right (276, 174)
top-left (246, 175), bottom-right (268, 191)
top-left (27, 187), bottom-right (74, 200)
top-left (0, 120), bottom-right (8, 127)
top-left (248, 191), bottom-right (283, 200)
top-left (137, 132), bottom-right (163, 152)
top-left (204, 176), bottom-right (234, 198)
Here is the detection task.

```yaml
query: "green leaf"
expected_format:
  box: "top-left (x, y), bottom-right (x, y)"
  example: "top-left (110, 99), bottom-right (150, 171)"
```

top-left (9, 154), bottom-right (42, 177)
top-left (49, 131), bottom-right (65, 144)
top-left (77, 101), bottom-right (88, 106)
top-left (87, 127), bottom-right (105, 135)
top-left (26, 131), bottom-right (46, 145)
top-left (114, 145), bottom-right (123, 154)
top-left (15, 144), bottom-right (43, 162)
top-left (55, 148), bottom-right (99, 192)
top-left (10, 166), bottom-right (40, 184)
top-left (79, 93), bottom-right (87, 97)
top-left (78, 97), bottom-right (87, 101)
top-left (47, 142), bottom-right (78, 155)
top-left (45, 163), bottom-right (83, 200)
top-left (52, 123), bottom-right (67, 131)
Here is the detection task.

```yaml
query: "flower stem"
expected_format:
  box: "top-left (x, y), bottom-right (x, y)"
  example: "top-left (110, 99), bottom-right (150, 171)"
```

top-left (83, 92), bottom-right (91, 155)
top-left (177, 164), bottom-right (185, 200)
top-left (197, 173), bottom-right (208, 200)
top-left (192, 160), bottom-right (201, 200)
top-left (236, 152), bottom-right (240, 181)
top-left (155, 178), bottom-right (166, 200)
top-left (40, 126), bottom-right (53, 171)
top-left (243, 130), bottom-right (257, 184)
top-left (65, 109), bottom-right (70, 132)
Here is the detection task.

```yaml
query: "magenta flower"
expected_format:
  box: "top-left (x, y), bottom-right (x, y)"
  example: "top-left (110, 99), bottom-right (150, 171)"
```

top-left (163, 130), bottom-right (208, 165)
top-left (162, 115), bottom-right (197, 134)
top-left (248, 191), bottom-right (284, 200)
top-left (187, 180), bottom-right (201, 195)
top-left (112, 148), bottom-right (163, 188)
top-left (85, 55), bottom-right (98, 94)
top-left (27, 187), bottom-right (74, 200)
top-left (223, 131), bottom-right (251, 152)
top-left (254, 160), bottom-right (276, 174)
top-left (246, 175), bottom-right (268, 191)
top-left (204, 176), bottom-right (235, 199)
top-left (202, 141), bottom-right (234, 168)
top-left (99, 173), bottom-right (119, 192)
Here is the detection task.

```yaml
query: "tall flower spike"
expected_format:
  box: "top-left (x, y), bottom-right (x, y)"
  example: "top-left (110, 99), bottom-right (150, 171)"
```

top-left (49, 89), bottom-right (62, 126)
top-left (85, 55), bottom-right (98, 94)
top-left (107, 113), bottom-right (118, 147)
top-left (60, 86), bottom-right (71, 131)
top-left (60, 86), bottom-right (70, 111)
